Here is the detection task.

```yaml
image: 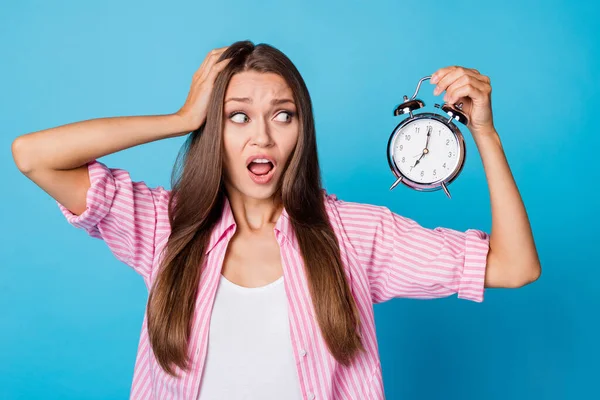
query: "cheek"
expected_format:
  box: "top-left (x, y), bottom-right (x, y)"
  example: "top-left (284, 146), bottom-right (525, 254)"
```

top-left (222, 130), bottom-right (244, 162)
top-left (222, 136), bottom-right (239, 179)
top-left (283, 127), bottom-right (300, 156)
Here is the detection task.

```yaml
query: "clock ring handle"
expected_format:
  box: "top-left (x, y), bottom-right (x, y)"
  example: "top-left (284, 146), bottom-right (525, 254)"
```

top-left (409, 76), bottom-right (465, 109)
top-left (409, 76), bottom-right (432, 100)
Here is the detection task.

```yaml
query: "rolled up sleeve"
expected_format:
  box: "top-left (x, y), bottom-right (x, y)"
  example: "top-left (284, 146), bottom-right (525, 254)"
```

top-left (57, 160), bottom-right (168, 281)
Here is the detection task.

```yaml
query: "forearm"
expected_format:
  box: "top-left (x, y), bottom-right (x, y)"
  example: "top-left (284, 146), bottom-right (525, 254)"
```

top-left (475, 129), bottom-right (541, 287)
top-left (12, 113), bottom-right (194, 173)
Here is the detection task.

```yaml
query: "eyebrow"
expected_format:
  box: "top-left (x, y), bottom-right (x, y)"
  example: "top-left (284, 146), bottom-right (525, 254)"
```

top-left (224, 97), bottom-right (295, 106)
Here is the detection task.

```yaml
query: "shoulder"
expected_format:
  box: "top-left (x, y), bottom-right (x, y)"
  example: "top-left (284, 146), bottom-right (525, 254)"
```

top-left (321, 189), bottom-right (395, 225)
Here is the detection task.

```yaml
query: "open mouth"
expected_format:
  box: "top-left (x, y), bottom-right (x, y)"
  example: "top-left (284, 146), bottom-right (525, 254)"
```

top-left (247, 160), bottom-right (274, 176)
top-left (246, 158), bottom-right (276, 184)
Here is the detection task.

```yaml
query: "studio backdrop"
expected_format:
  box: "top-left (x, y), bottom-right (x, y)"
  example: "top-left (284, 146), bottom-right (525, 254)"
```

top-left (1, 0), bottom-right (598, 399)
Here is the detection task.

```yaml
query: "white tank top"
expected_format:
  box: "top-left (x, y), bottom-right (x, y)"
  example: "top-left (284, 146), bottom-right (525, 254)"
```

top-left (197, 273), bottom-right (303, 400)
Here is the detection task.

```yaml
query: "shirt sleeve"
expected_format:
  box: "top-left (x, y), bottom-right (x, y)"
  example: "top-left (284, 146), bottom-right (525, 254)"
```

top-left (56, 160), bottom-right (169, 281)
top-left (333, 198), bottom-right (490, 304)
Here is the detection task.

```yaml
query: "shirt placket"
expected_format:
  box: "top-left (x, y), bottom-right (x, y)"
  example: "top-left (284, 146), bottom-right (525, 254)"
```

top-left (276, 229), bottom-right (320, 400)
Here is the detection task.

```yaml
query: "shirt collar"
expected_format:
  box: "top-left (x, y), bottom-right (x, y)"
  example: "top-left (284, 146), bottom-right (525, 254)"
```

top-left (205, 195), bottom-right (296, 254)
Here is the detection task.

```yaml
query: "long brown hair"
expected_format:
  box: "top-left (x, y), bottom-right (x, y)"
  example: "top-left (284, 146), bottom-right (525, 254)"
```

top-left (147, 40), bottom-right (365, 377)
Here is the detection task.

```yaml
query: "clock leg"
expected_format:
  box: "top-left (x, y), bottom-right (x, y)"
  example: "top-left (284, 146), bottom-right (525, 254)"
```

top-left (441, 182), bottom-right (452, 199)
top-left (389, 176), bottom-right (403, 191)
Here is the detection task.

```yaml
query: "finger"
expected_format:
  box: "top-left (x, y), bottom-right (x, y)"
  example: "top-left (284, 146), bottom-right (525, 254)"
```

top-left (465, 68), bottom-right (491, 85)
top-left (430, 66), bottom-right (455, 84)
top-left (201, 49), bottom-right (227, 71)
top-left (432, 66), bottom-right (489, 95)
top-left (447, 74), bottom-right (491, 104)
top-left (194, 47), bottom-right (229, 80)
top-left (214, 57), bottom-right (232, 70)
top-left (431, 65), bottom-right (484, 82)
top-left (444, 81), bottom-right (487, 105)
top-left (197, 49), bottom-right (229, 82)
top-left (207, 57), bottom-right (232, 80)
top-left (433, 67), bottom-right (472, 96)
top-left (446, 74), bottom-right (487, 94)
top-left (194, 50), bottom-right (220, 76)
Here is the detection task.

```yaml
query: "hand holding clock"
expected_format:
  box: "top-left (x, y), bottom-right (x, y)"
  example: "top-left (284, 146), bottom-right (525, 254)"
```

top-left (430, 66), bottom-right (495, 137)
top-left (388, 66), bottom-right (498, 196)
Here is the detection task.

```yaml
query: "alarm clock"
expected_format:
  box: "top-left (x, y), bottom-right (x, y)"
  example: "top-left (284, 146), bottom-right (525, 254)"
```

top-left (387, 75), bottom-right (469, 199)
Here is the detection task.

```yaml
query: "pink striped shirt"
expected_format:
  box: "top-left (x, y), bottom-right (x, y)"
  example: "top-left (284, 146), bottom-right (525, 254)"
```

top-left (57, 160), bottom-right (490, 400)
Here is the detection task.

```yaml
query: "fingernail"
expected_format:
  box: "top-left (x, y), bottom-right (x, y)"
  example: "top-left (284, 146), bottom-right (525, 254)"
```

top-left (431, 75), bottom-right (438, 84)
top-left (433, 86), bottom-right (440, 96)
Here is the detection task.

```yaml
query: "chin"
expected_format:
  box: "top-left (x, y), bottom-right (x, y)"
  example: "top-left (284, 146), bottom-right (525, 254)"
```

top-left (247, 188), bottom-right (278, 200)
top-left (226, 178), bottom-right (281, 201)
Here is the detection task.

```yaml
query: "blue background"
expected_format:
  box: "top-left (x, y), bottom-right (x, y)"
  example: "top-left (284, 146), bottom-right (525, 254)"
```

top-left (2, 0), bottom-right (598, 398)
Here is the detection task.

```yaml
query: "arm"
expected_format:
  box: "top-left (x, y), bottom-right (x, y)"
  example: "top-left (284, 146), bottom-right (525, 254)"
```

top-left (11, 114), bottom-right (192, 280)
top-left (332, 198), bottom-right (490, 304)
top-left (474, 130), bottom-right (540, 288)
top-left (11, 113), bottom-right (192, 216)
top-left (432, 66), bottom-right (541, 288)
top-left (12, 113), bottom-right (192, 173)
top-left (11, 46), bottom-right (231, 215)
top-left (10, 47), bottom-right (231, 281)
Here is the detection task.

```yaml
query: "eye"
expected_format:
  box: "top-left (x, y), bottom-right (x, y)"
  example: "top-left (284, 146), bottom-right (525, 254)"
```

top-left (274, 111), bottom-right (294, 123)
top-left (229, 112), bottom-right (249, 124)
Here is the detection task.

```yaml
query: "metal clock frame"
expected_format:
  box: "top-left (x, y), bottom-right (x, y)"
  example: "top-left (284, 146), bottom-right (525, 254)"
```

top-left (386, 75), bottom-right (469, 199)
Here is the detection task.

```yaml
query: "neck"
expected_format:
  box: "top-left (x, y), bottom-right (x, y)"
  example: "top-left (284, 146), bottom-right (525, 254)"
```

top-left (226, 189), bottom-right (283, 234)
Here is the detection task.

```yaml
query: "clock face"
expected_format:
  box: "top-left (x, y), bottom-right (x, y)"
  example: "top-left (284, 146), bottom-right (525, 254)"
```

top-left (392, 118), bottom-right (461, 184)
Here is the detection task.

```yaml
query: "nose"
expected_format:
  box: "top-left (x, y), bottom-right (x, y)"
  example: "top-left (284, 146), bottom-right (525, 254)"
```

top-left (250, 118), bottom-right (274, 147)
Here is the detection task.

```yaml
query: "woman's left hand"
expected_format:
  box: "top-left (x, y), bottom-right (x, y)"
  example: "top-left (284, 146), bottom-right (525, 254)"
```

top-left (430, 66), bottom-right (495, 137)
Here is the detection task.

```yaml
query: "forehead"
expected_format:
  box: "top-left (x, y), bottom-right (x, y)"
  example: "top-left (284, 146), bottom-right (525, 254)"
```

top-left (225, 71), bottom-right (293, 102)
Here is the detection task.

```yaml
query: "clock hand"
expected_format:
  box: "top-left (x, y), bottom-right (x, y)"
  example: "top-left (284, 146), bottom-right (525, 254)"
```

top-left (412, 126), bottom-right (433, 168)
top-left (412, 153), bottom-right (425, 169)
top-left (424, 126), bottom-right (432, 150)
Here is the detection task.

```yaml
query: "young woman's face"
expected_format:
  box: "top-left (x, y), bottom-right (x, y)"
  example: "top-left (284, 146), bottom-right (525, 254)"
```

top-left (222, 71), bottom-right (300, 201)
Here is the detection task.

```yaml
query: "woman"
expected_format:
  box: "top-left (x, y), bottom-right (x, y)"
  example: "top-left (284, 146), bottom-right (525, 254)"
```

top-left (11, 40), bottom-right (541, 399)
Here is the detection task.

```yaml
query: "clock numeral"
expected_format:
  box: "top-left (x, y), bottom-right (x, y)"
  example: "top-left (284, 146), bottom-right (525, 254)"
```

top-left (401, 157), bottom-right (405, 163)
top-left (433, 169), bottom-right (437, 176)
top-left (399, 144), bottom-right (403, 151)
top-left (415, 127), bottom-right (420, 133)
top-left (443, 163), bottom-right (447, 168)
top-left (406, 135), bottom-right (411, 141)
top-left (420, 171), bottom-right (424, 177)
top-left (446, 139), bottom-right (450, 146)
top-left (448, 151), bottom-right (452, 158)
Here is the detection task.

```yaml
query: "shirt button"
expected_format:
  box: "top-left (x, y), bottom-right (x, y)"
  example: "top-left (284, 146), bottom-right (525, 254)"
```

top-left (300, 349), bottom-right (307, 357)
top-left (308, 393), bottom-right (315, 400)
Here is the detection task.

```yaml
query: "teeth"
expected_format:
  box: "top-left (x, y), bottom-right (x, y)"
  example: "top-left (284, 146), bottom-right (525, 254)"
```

top-left (251, 158), bottom-right (271, 163)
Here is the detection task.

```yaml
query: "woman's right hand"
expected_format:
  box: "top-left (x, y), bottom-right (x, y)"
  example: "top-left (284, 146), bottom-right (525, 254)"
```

top-left (176, 46), bottom-right (231, 132)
